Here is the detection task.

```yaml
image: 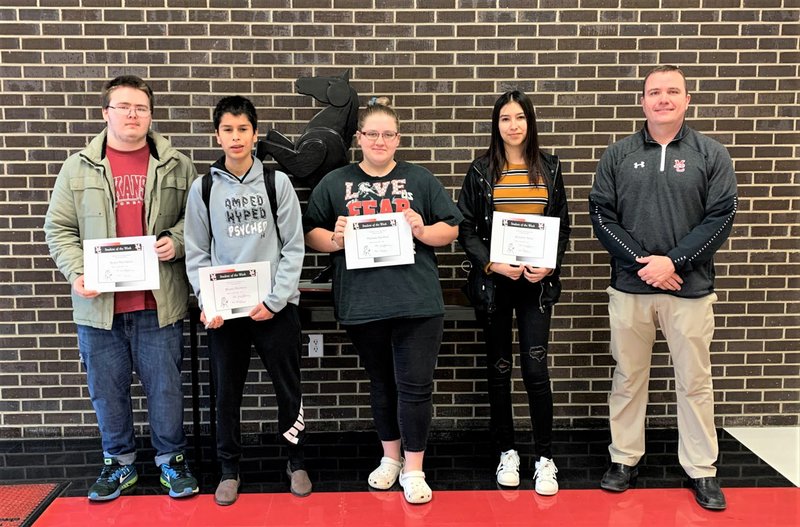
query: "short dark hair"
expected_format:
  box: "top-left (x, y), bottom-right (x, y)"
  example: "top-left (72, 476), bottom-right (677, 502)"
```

top-left (102, 75), bottom-right (154, 110)
top-left (213, 96), bottom-right (258, 131)
top-left (642, 65), bottom-right (688, 95)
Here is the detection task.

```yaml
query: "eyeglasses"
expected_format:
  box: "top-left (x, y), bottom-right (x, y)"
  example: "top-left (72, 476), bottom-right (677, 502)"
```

top-left (359, 130), bottom-right (399, 141)
top-left (106, 105), bottom-right (151, 117)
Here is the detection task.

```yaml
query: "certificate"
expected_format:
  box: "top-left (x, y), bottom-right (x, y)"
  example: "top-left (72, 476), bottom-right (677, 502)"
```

top-left (83, 235), bottom-right (159, 292)
top-left (489, 212), bottom-right (561, 269)
top-left (198, 261), bottom-right (271, 320)
top-left (344, 212), bottom-right (414, 270)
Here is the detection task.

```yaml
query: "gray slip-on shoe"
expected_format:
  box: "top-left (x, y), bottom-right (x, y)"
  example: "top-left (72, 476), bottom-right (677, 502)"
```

top-left (286, 462), bottom-right (312, 497)
top-left (214, 476), bottom-right (240, 506)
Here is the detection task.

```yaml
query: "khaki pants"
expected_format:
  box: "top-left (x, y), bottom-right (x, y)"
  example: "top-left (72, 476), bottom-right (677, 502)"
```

top-left (606, 287), bottom-right (719, 478)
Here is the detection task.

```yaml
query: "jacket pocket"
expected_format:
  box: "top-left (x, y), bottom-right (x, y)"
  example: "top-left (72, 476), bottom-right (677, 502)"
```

top-left (162, 174), bottom-right (187, 191)
top-left (69, 176), bottom-right (107, 233)
top-left (462, 266), bottom-right (496, 313)
top-left (157, 174), bottom-right (187, 226)
top-left (540, 277), bottom-right (562, 308)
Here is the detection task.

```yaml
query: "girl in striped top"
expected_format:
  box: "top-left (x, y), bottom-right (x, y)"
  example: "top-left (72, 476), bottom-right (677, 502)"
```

top-left (457, 90), bottom-right (571, 496)
top-left (493, 162), bottom-right (549, 214)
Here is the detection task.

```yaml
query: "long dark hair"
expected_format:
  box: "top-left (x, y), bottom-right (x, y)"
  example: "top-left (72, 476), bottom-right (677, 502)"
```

top-left (486, 90), bottom-right (543, 185)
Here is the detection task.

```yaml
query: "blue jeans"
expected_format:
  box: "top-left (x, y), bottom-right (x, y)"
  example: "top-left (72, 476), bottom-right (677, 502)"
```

top-left (77, 310), bottom-right (187, 466)
top-left (344, 316), bottom-right (443, 452)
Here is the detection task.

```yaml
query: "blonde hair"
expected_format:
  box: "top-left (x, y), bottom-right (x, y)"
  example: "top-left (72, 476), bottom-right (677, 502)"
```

top-left (358, 96), bottom-right (399, 130)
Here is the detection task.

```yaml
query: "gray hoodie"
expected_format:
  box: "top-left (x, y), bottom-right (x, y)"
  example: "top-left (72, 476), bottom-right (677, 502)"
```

top-left (185, 156), bottom-right (303, 312)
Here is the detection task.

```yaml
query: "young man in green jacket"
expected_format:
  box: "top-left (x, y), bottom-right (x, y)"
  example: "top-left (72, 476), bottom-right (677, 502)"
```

top-left (44, 75), bottom-right (199, 501)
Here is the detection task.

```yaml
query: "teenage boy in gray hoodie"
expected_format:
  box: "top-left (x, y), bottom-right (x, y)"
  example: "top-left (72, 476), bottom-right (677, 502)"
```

top-left (184, 96), bottom-right (310, 505)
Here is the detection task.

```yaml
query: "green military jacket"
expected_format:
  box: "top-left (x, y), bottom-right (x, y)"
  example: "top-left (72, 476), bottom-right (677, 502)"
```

top-left (44, 129), bottom-right (198, 329)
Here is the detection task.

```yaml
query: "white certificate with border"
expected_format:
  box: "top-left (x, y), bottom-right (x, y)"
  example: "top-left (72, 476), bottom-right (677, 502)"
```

top-left (344, 212), bottom-right (414, 270)
top-left (489, 212), bottom-right (561, 269)
top-left (198, 261), bottom-right (271, 320)
top-left (83, 235), bottom-right (159, 292)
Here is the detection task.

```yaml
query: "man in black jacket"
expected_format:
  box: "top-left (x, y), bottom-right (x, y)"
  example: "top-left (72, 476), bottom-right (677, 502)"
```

top-left (589, 65), bottom-right (737, 511)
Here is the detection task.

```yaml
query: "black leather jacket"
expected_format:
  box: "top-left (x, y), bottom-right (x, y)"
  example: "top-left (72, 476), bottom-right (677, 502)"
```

top-left (457, 152), bottom-right (571, 312)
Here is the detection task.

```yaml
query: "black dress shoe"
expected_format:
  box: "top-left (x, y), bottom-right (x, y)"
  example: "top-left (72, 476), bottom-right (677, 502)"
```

top-left (600, 462), bottom-right (638, 492)
top-left (690, 476), bottom-right (727, 510)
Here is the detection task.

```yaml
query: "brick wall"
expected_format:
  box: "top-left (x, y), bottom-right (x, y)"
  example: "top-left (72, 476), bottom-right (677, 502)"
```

top-left (0, 1), bottom-right (798, 439)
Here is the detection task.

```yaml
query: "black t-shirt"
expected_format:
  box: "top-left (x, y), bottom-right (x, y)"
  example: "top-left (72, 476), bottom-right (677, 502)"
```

top-left (303, 161), bottom-right (463, 324)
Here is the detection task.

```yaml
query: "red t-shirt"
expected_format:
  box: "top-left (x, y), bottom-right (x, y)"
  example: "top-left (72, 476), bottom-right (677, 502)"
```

top-left (106, 144), bottom-right (158, 314)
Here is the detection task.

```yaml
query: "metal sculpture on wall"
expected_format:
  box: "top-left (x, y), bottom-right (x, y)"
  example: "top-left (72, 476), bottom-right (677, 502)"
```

top-left (256, 71), bottom-right (359, 190)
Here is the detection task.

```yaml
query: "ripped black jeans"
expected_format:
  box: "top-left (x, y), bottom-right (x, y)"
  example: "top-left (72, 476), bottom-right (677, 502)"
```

top-left (476, 276), bottom-right (554, 459)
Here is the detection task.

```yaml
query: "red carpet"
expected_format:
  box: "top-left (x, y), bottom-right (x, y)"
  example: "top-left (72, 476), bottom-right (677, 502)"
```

top-left (0, 483), bottom-right (65, 527)
top-left (33, 488), bottom-right (800, 527)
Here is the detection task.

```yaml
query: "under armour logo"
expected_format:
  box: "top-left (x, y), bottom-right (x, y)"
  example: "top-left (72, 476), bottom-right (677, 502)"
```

top-left (634, 161), bottom-right (645, 169)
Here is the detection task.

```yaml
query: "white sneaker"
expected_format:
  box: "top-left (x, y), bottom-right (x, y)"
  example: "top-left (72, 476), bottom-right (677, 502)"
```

top-left (534, 456), bottom-right (558, 496)
top-left (496, 449), bottom-right (520, 487)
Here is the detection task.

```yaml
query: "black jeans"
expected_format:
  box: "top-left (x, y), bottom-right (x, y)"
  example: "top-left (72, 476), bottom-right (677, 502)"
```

top-left (476, 277), bottom-right (554, 459)
top-left (345, 316), bottom-right (443, 452)
top-left (208, 304), bottom-right (305, 474)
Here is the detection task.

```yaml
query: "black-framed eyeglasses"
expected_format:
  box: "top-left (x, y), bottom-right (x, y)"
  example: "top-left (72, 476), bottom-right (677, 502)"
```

top-left (106, 105), bottom-right (151, 117)
top-left (359, 130), bottom-right (399, 141)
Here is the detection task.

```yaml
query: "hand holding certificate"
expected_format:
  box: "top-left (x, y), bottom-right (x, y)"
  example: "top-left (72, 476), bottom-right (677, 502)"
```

top-left (83, 235), bottom-right (160, 292)
top-left (344, 212), bottom-right (415, 270)
top-left (489, 212), bottom-right (561, 269)
top-left (198, 261), bottom-right (271, 321)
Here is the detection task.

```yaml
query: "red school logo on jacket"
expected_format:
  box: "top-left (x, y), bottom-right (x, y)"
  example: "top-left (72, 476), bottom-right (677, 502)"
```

top-left (673, 159), bottom-right (686, 173)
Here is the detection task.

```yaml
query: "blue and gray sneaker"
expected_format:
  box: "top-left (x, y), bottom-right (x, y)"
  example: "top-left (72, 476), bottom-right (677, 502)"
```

top-left (159, 452), bottom-right (199, 498)
top-left (88, 457), bottom-right (138, 501)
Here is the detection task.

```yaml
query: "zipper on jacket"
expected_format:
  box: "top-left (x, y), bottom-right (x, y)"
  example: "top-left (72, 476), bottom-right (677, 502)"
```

top-left (538, 282), bottom-right (546, 313)
top-left (659, 144), bottom-right (667, 172)
top-left (544, 159), bottom-right (559, 216)
top-left (477, 165), bottom-right (493, 241)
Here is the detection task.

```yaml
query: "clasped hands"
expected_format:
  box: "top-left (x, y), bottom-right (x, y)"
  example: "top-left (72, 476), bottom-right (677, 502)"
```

top-left (636, 255), bottom-right (683, 291)
top-left (489, 262), bottom-right (552, 283)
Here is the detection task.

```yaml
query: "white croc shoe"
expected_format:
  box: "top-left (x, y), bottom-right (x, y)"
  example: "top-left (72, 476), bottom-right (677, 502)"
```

top-left (368, 456), bottom-right (403, 490)
top-left (399, 470), bottom-right (432, 504)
